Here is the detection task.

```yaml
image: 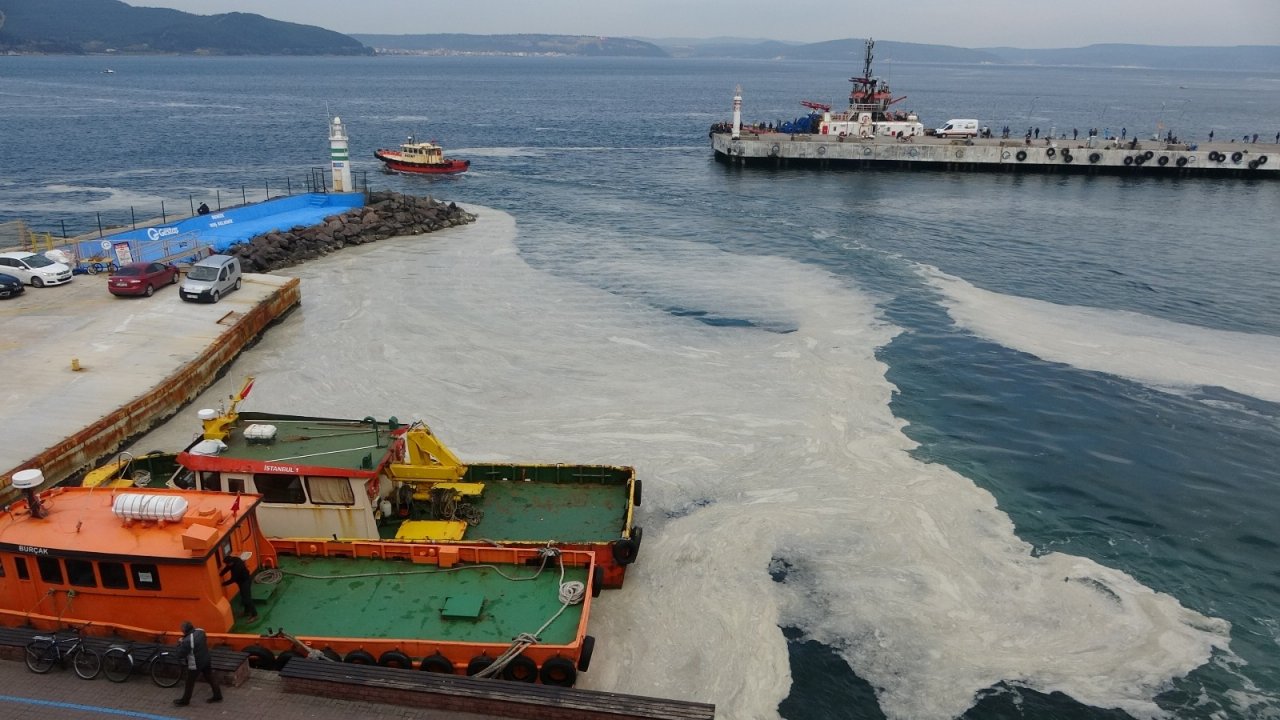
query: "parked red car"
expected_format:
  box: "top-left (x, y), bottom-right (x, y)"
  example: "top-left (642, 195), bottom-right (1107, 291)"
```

top-left (107, 262), bottom-right (180, 297)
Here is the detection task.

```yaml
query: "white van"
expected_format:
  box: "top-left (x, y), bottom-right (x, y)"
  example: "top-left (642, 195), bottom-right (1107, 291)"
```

top-left (180, 254), bottom-right (241, 303)
top-left (935, 119), bottom-right (979, 138)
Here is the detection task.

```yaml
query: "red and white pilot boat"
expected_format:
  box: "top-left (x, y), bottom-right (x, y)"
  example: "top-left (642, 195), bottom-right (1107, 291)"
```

top-left (373, 135), bottom-right (470, 175)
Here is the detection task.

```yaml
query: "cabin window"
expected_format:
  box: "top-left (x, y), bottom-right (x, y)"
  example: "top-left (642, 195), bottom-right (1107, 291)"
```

top-left (132, 563), bottom-right (161, 591)
top-left (200, 472), bottom-right (222, 492)
top-left (15, 557), bottom-right (29, 580)
top-left (305, 476), bottom-right (355, 505)
top-left (99, 562), bottom-right (129, 589)
top-left (66, 558), bottom-right (96, 587)
top-left (37, 556), bottom-right (64, 584)
top-left (254, 474), bottom-right (306, 504)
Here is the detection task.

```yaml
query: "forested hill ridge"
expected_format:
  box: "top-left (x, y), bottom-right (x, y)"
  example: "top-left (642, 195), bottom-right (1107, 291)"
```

top-left (0, 0), bottom-right (371, 55)
top-left (648, 36), bottom-right (1280, 71)
top-left (350, 33), bottom-right (666, 57)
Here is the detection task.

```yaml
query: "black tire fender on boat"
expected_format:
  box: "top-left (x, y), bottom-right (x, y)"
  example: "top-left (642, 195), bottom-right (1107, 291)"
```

top-left (1176, 156), bottom-right (1189, 167)
top-left (418, 653), bottom-right (453, 674)
top-left (274, 650), bottom-right (303, 670)
top-left (1232, 151), bottom-right (1243, 163)
top-left (466, 655), bottom-right (494, 676)
top-left (591, 566), bottom-right (605, 598)
top-left (612, 537), bottom-right (638, 566)
top-left (1157, 155), bottom-right (1169, 166)
top-left (377, 650), bottom-right (412, 669)
top-left (1015, 150), bottom-right (1027, 161)
top-left (344, 649), bottom-right (376, 665)
top-left (502, 655), bottom-right (538, 683)
top-left (1089, 152), bottom-right (1101, 163)
top-left (539, 657), bottom-right (577, 687)
top-left (632, 478), bottom-right (642, 507)
top-left (576, 635), bottom-right (595, 672)
top-left (1046, 147), bottom-right (1056, 157)
top-left (242, 645), bottom-right (275, 669)
top-left (321, 647), bottom-right (342, 662)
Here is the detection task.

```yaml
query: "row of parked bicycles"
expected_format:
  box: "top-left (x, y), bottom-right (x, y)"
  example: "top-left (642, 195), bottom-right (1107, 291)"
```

top-left (23, 622), bottom-right (184, 687)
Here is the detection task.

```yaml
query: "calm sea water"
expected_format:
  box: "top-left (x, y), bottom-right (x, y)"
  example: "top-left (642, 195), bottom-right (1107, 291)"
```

top-left (2, 55), bottom-right (1279, 720)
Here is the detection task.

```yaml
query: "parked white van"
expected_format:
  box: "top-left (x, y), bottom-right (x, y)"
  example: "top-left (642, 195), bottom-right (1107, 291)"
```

top-left (180, 254), bottom-right (241, 303)
top-left (935, 119), bottom-right (980, 138)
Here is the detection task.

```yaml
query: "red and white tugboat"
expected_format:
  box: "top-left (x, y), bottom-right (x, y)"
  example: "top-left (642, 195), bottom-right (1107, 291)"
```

top-left (374, 135), bottom-right (470, 175)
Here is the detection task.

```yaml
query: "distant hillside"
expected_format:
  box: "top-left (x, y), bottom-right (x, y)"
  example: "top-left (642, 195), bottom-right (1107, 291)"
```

top-left (350, 33), bottom-right (667, 57)
top-left (646, 36), bottom-right (1278, 70)
top-left (0, 0), bottom-right (371, 55)
top-left (981, 43), bottom-right (1280, 70)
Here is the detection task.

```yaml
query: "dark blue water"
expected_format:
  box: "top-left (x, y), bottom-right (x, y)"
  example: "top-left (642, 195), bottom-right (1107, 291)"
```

top-left (3, 55), bottom-right (1279, 719)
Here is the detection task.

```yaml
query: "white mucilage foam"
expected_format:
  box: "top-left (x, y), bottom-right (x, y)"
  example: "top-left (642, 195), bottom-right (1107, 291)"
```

top-left (136, 207), bottom-right (1232, 720)
top-left (920, 264), bottom-right (1280, 404)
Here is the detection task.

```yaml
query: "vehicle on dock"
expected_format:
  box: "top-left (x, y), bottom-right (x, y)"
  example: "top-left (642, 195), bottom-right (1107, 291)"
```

top-left (935, 119), bottom-right (979, 138)
top-left (0, 272), bottom-right (23, 299)
top-left (107, 262), bottom-right (180, 297)
top-left (0, 479), bottom-right (599, 685)
top-left (85, 378), bottom-right (643, 588)
top-left (0, 251), bottom-right (73, 287)
top-left (374, 135), bottom-right (470, 175)
top-left (180, 254), bottom-right (241, 303)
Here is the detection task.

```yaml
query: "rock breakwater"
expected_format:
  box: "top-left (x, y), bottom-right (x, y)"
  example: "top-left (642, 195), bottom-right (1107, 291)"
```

top-left (227, 191), bottom-right (476, 273)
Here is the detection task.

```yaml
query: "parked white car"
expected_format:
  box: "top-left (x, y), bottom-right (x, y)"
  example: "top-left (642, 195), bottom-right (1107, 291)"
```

top-left (0, 251), bottom-right (74, 287)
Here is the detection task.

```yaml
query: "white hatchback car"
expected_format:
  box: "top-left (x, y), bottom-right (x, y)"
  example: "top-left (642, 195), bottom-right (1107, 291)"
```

top-left (0, 251), bottom-right (74, 287)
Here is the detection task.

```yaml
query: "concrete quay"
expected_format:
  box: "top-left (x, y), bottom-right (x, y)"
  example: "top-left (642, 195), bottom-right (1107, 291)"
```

top-left (711, 131), bottom-right (1279, 177)
top-left (0, 271), bottom-right (299, 498)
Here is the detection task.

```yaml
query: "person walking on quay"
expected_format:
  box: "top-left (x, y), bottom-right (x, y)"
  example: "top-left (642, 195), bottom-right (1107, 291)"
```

top-left (221, 551), bottom-right (258, 621)
top-left (173, 621), bottom-right (222, 706)
top-left (1209, 129), bottom-right (1215, 142)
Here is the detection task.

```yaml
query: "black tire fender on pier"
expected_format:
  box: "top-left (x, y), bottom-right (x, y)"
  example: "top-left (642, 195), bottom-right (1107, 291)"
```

top-left (418, 653), bottom-right (453, 674)
top-left (466, 655), bottom-right (494, 676)
top-left (1232, 151), bottom-right (1244, 163)
top-left (1089, 152), bottom-right (1101, 163)
top-left (1015, 150), bottom-right (1027, 161)
top-left (1001, 150), bottom-right (1011, 160)
top-left (1123, 156), bottom-right (1134, 165)
top-left (539, 657), bottom-right (577, 687)
top-left (242, 645), bottom-right (275, 669)
top-left (632, 478), bottom-right (642, 507)
top-left (1143, 150), bottom-right (1154, 160)
top-left (274, 650), bottom-right (303, 670)
top-left (769, 144), bottom-right (780, 157)
top-left (1046, 147), bottom-right (1056, 157)
top-left (1258, 154), bottom-right (1269, 165)
top-left (377, 650), bottom-right (412, 669)
top-left (344, 649), bottom-right (376, 665)
top-left (502, 655), bottom-right (538, 683)
top-left (1062, 152), bottom-right (1073, 163)
top-left (1248, 160), bottom-right (1260, 170)
top-left (1157, 155), bottom-right (1170, 166)
top-left (1134, 154), bottom-right (1146, 165)
top-left (1209, 151), bottom-right (1221, 162)
top-left (1176, 156), bottom-right (1189, 167)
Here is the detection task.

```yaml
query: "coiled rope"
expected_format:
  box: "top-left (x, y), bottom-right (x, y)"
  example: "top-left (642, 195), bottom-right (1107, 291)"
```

top-left (474, 546), bottom-right (584, 679)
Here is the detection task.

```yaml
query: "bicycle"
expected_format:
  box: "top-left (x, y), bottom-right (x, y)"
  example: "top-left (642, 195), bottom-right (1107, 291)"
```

top-left (100, 642), bottom-right (185, 687)
top-left (25, 623), bottom-right (102, 679)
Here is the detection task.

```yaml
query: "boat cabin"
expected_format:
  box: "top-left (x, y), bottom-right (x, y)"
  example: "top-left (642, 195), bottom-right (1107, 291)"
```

top-left (0, 484), bottom-right (272, 634)
top-left (399, 141), bottom-right (446, 164)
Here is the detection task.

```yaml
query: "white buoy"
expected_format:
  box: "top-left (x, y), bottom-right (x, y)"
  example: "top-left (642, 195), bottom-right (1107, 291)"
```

top-left (731, 85), bottom-right (742, 140)
top-left (329, 116), bottom-right (353, 192)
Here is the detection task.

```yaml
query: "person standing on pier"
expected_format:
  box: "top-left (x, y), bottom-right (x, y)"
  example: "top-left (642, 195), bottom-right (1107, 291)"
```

top-left (1209, 130), bottom-right (1214, 141)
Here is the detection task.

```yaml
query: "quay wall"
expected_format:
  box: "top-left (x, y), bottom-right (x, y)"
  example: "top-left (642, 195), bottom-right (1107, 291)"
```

top-left (711, 133), bottom-right (1279, 178)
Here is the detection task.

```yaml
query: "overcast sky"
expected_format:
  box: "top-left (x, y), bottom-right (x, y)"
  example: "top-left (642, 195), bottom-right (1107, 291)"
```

top-left (139, 1), bottom-right (1280, 48)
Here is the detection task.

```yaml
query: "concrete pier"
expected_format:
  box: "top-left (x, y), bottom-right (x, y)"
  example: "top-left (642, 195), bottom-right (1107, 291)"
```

top-left (711, 132), bottom-right (1279, 178)
top-left (0, 272), bottom-right (300, 498)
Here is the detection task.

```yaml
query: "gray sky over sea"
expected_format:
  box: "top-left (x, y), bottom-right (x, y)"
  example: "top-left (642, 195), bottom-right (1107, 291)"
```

top-left (140, 0), bottom-right (1279, 48)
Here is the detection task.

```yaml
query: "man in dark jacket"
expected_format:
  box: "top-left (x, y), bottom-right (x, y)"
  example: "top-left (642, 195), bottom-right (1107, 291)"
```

top-left (220, 551), bottom-right (258, 621)
top-left (174, 621), bottom-right (222, 705)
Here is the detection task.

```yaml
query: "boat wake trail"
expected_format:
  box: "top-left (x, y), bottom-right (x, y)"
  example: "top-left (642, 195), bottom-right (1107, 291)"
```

top-left (918, 264), bottom-right (1280, 404)
top-left (140, 209), bottom-right (1232, 720)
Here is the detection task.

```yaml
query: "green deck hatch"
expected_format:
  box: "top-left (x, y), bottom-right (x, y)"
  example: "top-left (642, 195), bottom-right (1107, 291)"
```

top-left (441, 594), bottom-right (485, 620)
